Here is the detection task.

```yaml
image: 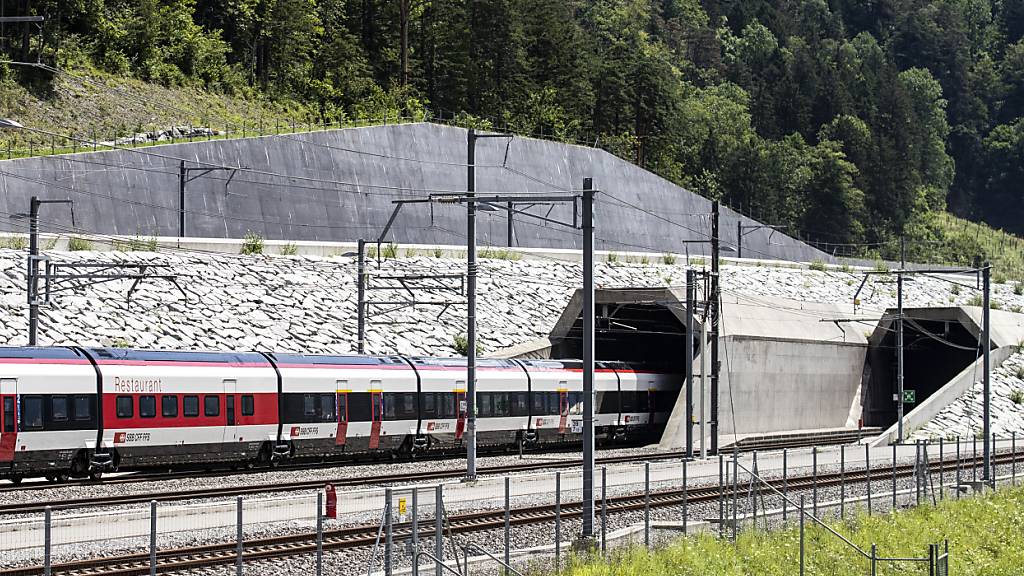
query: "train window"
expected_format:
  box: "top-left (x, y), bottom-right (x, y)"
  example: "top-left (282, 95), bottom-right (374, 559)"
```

top-left (548, 392), bottom-right (562, 415)
top-left (204, 395), bottom-right (220, 417)
top-left (478, 393), bottom-right (492, 418)
top-left (598, 392), bottom-right (618, 414)
top-left (303, 394), bottom-right (316, 417)
top-left (183, 395), bottom-right (199, 417)
top-left (3, 398), bottom-right (14, 432)
top-left (241, 395), bottom-right (255, 417)
top-left (531, 392), bottom-right (546, 415)
top-left (421, 392), bottom-right (436, 418)
top-left (637, 392), bottom-right (650, 413)
top-left (162, 395), bottom-right (178, 418)
top-left (437, 393), bottom-right (456, 419)
top-left (116, 396), bottom-right (133, 418)
top-left (22, 396), bottom-right (43, 430)
top-left (568, 392), bottom-right (583, 415)
top-left (493, 392), bottom-right (510, 417)
top-left (139, 396), bottom-right (156, 418)
top-left (320, 394), bottom-right (335, 421)
top-left (51, 396), bottom-right (68, 422)
top-left (511, 392), bottom-right (529, 417)
top-left (73, 395), bottom-right (91, 421)
top-left (620, 391), bottom-right (637, 413)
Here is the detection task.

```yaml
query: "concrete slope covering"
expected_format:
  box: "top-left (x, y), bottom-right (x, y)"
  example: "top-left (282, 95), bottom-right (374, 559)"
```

top-left (0, 123), bottom-right (827, 261)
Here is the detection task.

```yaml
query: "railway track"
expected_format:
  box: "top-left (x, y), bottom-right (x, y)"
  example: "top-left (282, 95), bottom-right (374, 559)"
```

top-left (0, 430), bottom-right (875, 494)
top-left (2, 450), bottom-right (1016, 576)
top-left (0, 450), bottom-right (692, 515)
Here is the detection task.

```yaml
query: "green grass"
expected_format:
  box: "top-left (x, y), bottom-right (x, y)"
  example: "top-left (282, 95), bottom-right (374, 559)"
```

top-left (67, 236), bottom-right (93, 251)
top-left (907, 212), bottom-right (1024, 278)
top-left (567, 486), bottom-right (1024, 576)
top-left (240, 231), bottom-right (264, 255)
top-left (279, 242), bottom-right (298, 256)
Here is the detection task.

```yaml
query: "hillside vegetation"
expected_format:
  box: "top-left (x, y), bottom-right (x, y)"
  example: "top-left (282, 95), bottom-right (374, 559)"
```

top-left (569, 485), bottom-right (1024, 576)
top-left (2, 1), bottom-right (1024, 269)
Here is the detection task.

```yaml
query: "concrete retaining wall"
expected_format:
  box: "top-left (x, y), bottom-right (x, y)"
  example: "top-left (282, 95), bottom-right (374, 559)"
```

top-left (0, 123), bottom-right (829, 262)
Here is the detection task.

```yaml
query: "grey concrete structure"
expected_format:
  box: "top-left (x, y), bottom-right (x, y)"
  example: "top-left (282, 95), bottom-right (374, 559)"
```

top-left (542, 288), bottom-right (868, 448)
top-left (0, 123), bottom-right (829, 261)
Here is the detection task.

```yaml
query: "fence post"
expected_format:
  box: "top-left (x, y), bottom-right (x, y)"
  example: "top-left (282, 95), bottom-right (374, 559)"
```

top-left (916, 441), bottom-right (922, 506)
top-left (601, 466), bottom-right (607, 555)
top-left (718, 455), bottom-right (724, 538)
top-left (939, 437), bottom-right (945, 500)
top-left (973, 434), bottom-right (977, 483)
top-left (385, 487), bottom-right (393, 576)
top-left (44, 506), bottom-right (51, 576)
top-left (682, 460), bottom-right (688, 535)
top-left (317, 491), bottom-right (324, 576)
top-left (504, 477), bottom-right (510, 568)
top-left (150, 500), bottom-right (157, 576)
top-left (871, 544), bottom-right (877, 576)
top-left (812, 446), bottom-right (818, 517)
top-left (751, 451), bottom-right (759, 526)
top-left (866, 443), bottom-right (872, 515)
top-left (840, 444), bottom-right (845, 518)
top-left (992, 433), bottom-right (998, 488)
top-left (956, 437), bottom-right (962, 500)
top-left (798, 496), bottom-right (805, 576)
top-left (555, 471), bottom-right (561, 573)
top-left (236, 496), bottom-right (243, 576)
top-left (892, 443), bottom-right (898, 510)
top-left (1013, 431), bottom-right (1017, 486)
top-left (732, 448), bottom-right (738, 541)
top-left (644, 461), bottom-right (651, 549)
top-left (435, 485), bottom-right (443, 576)
top-left (782, 448), bottom-right (788, 521)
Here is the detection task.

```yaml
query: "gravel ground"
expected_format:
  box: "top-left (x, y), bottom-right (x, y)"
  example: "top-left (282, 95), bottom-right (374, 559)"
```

top-left (6, 448), bottom-right (1020, 574)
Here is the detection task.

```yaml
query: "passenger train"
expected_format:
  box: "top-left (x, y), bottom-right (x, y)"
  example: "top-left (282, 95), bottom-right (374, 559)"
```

top-left (0, 347), bottom-right (679, 483)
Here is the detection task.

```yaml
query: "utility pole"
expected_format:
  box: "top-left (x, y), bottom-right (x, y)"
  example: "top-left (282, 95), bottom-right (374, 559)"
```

top-left (357, 239), bottom-right (366, 354)
top-left (983, 262), bottom-right (991, 486)
top-left (466, 128), bottom-right (478, 481)
top-left (896, 270), bottom-right (904, 443)
top-left (463, 128), bottom-right (513, 482)
top-left (710, 201), bottom-right (720, 455)
top-left (581, 178), bottom-right (596, 539)
top-left (685, 269), bottom-right (695, 458)
top-left (736, 221), bottom-right (742, 259)
top-left (179, 161), bottom-right (186, 237)
top-left (25, 196), bottom-right (72, 346)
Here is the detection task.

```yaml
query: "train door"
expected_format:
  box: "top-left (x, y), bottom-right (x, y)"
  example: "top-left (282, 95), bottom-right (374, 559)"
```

top-left (335, 382), bottom-right (348, 446)
top-left (558, 387), bottom-right (569, 434)
top-left (368, 386), bottom-right (383, 450)
top-left (454, 387), bottom-right (467, 441)
top-left (223, 379), bottom-right (238, 444)
top-left (0, 379), bottom-right (16, 463)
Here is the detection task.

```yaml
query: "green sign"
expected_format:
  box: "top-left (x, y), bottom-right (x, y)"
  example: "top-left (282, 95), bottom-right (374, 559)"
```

top-left (902, 389), bottom-right (916, 404)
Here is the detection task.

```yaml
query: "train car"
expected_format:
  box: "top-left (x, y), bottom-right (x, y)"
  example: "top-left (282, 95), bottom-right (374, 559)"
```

top-left (0, 345), bottom-right (682, 482)
top-left (0, 347), bottom-right (99, 483)
top-left (271, 353), bottom-right (417, 458)
top-left (409, 357), bottom-right (531, 451)
top-left (92, 348), bottom-right (279, 470)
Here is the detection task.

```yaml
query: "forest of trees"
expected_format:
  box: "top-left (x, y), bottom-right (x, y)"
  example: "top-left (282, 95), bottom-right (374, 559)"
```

top-left (3, 0), bottom-right (1024, 259)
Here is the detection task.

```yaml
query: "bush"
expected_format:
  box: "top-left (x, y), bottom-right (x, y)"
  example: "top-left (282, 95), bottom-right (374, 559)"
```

top-left (67, 237), bottom-right (94, 251)
top-left (480, 248), bottom-right (522, 260)
top-left (110, 337), bottom-right (132, 348)
top-left (1011, 388), bottom-right (1024, 405)
top-left (1016, 366), bottom-right (1024, 380)
top-left (809, 259), bottom-right (827, 271)
top-left (1015, 282), bottom-right (1023, 296)
top-left (382, 242), bottom-right (398, 259)
top-left (662, 253), bottom-right (677, 265)
top-left (452, 334), bottom-right (483, 357)
top-left (873, 260), bottom-right (891, 274)
top-left (432, 248), bottom-right (444, 258)
top-left (606, 252), bottom-right (618, 263)
top-left (950, 283), bottom-right (961, 295)
top-left (0, 236), bottom-right (27, 249)
top-left (968, 294), bottom-right (984, 307)
top-left (280, 242), bottom-right (298, 256)
top-left (640, 255), bottom-right (650, 265)
top-left (241, 231), bottom-right (264, 255)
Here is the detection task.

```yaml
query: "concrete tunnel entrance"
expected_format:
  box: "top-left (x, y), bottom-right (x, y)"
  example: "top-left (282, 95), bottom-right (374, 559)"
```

top-left (863, 308), bottom-right (987, 429)
top-left (547, 288), bottom-right (695, 438)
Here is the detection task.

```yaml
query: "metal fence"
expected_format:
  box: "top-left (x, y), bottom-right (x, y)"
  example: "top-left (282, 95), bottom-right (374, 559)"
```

top-left (4, 432), bottom-right (1021, 575)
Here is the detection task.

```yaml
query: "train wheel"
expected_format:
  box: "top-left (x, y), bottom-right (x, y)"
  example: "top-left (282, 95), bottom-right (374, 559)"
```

top-left (55, 473), bottom-right (69, 484)
top-left (89, 470), bottom-right (104, 481)
top-left (8, 476), bottom-right (21, 485)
